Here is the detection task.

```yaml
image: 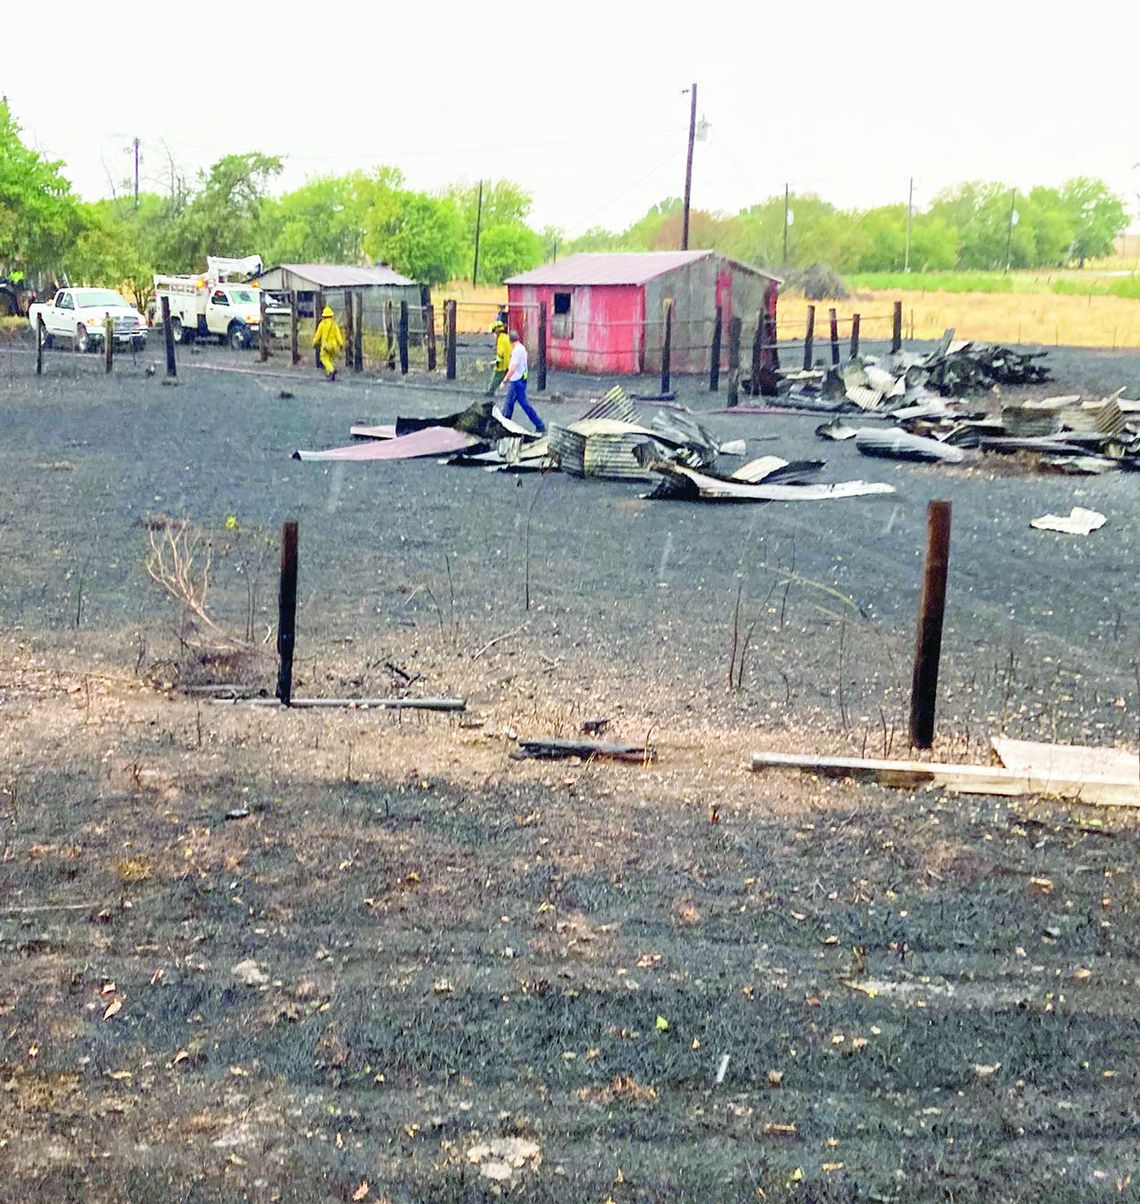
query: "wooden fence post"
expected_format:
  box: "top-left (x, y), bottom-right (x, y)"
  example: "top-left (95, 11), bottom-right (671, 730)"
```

top-left (764, 311), bottom-right (779, 370)
top-left (398, 300), bottom-right (409, 374)
top-left (425, 304), bottom-right (437, 371)
top-left (314, 290), bottom-right (324, 369)
top-left (909, 500), bottom-right (952, 750)
top-left (342, 289), bottom-right (353, 370)
top-left (36, 315), bottom-right (44, 375)
top-left (161, 296), bottom-right (176, 378)
top-left (259, 289), bottom-right (269, 362)
top-left (353, 292), bottom-right (363, 372)
top-left (660, 299), bottom-right (673, 394)
top-left (803, 304), bottom-right (815, 371)
top-left (290, 292), bottom-right (300, 365)
top-left (750, 311), bottom-right (763, 393)
top-left (537, 302), bottom-right (548, 392)
top-left (385, 301), bottom-right (396, 370)
top-left (726, 315), bottom-right (742, 407)
top-left (709, 304), bottom-right (722, 392)
top-left (276, 521), bottom-right (299, 707)
top-left (829, 307), bottom-right (840, 366)
top-left (850, 312), bottom-right (861, 359)
top-left (445, 300), bottom-right (457, 380)
top-left (104, 315), bottom-right (114, 374)
top-left (891, 300), bottom-right (903, 353)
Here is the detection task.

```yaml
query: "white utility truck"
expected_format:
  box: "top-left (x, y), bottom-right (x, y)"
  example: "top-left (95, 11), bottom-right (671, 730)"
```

top-left (154, 256), bottom-right (285, 349)
top-left (28, 287), bottom-right (148, 353)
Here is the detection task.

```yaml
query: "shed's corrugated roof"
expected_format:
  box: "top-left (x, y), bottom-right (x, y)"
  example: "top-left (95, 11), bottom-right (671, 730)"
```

top-left (506, 251), bottom-right (780, 287)
top-left (265, 263), bottom-right (416, 287)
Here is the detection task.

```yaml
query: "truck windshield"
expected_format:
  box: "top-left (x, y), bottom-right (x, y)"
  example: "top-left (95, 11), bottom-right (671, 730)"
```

top-left (73, 288), bottom-right (129, 308)
top-left (228, 290), bottom-right (255, 304)
top-left (74, 289), bottom-right (129, 308)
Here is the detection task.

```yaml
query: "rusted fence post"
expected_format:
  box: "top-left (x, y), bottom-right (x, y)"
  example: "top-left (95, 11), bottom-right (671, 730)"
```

top-left (290, 292), bottom-right (300, 365)
top-left (104, 315), bottom-right (114, 373)
top-left (850, 312), bottom-right (861, 359)
top-left (36, 315), bottom-right (44, 375)
top-left (803, 304), bottom-right (815, 371)
top-left (537, 301), bottom-right (548, 392)
top-left (398, 300), bottom-right (409, 374)
top-left (385, 301), bottom-right (396, 370)
top-left (726, 315), bottom-right (742, 407)
top-left (909, 500), bottom-right (953, 750)
top-left (276, 520), bottom-right (299, 707)
top-left (425, 304), bottom-right (437, 371)
top-left (353, 292), bottom-right (363, 372)
top-left (161, 296), bottom-right (176, 377)
top-left (445, 300), bottom-right (457, 380)
top-left (891, 300), bottom-right (903, 353)
top-left (259, 289), bottom-right (269, 362)
top-left (709, 305), bottom-right (722, 392)
top-left (660, 300), bottom-right (673, 393)
top-left (829, 307), bottom-right (840, 366)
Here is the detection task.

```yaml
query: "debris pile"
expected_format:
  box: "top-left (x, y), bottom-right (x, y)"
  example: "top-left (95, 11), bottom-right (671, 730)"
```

top-left (770, 332), bottom-right (1051, 412)
top-left (817, 385), bottom-right (1140, 475)
top-left (294, 386), bottom-right (896, 504)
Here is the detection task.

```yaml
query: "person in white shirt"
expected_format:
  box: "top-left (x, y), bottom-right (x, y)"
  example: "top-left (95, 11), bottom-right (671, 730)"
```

top-left (498, 330), bottom-right (545, 433)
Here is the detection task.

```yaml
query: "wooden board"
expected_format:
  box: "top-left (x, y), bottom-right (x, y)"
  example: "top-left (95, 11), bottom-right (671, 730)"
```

top-left (992, 737), bottom-right (1138, 782)
top-left (751, 750), bottom-right (1140, 808)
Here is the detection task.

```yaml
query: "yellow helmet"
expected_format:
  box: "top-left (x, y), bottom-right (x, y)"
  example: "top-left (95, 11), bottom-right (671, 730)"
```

top-left (321, 305), bottom-right (334, 318)
top-left (491, 320), bottom-right (505, 332)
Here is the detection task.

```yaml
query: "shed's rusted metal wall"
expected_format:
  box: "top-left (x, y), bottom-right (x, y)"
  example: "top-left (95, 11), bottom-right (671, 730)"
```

top-left (508, 257), bottom-right (778, 376)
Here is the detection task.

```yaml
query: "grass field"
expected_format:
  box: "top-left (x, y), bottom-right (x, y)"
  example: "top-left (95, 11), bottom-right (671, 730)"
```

top-left (436, 271), bottom-right (1140, 349)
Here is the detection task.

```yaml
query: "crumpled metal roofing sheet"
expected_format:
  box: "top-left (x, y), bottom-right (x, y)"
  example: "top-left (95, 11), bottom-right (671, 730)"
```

top-left (506, 252), bottom-right (781, 287)
top-left (294, 426), bottom-right (478, 462)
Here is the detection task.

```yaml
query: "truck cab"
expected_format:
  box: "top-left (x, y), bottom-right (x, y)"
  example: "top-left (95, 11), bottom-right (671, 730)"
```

top-left (154, 257), bottom-right (287, 349)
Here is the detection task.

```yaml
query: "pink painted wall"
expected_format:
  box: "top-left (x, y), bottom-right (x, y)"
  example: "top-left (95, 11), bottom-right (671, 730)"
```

top-left (507, 284), bottom-right (646, 374)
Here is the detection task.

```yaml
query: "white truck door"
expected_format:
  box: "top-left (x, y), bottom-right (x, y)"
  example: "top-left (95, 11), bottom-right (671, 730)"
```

top-left (51, 291), bottom-right (73, 337)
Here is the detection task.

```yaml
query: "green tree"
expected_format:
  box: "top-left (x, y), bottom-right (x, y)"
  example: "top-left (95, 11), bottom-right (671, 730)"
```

top-left (1059, 177), bottom-right (1128, 265)
top-left (0, 100), bottom-right (82, 275)
top-left (160, 152), bottom-right (283, 270)
top-left (364, 189), bottom-right (465, 284)
top-left (477, 222), bottom-right (543, 282)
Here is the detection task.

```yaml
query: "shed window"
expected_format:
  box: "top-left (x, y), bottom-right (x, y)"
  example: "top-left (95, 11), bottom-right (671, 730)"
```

top-left (551, 291), bottom-right (573, 339)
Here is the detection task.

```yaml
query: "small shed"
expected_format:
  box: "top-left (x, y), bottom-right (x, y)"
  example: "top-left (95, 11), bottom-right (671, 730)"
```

top-left (505, 251), bottom-right (780, 375)
top-left (255, 263), bottom-right (427, 321)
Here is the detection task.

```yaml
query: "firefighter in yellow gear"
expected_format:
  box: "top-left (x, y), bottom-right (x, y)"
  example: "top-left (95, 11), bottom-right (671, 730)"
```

top-left (312, 304), bottom-right (345, 379)
top-left (487, 320), bottom-right (511, 395)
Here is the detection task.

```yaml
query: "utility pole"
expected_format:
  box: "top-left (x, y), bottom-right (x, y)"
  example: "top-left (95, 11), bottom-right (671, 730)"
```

top-left (904, 176), bottom-right (914, 272)
top-left (681, 82), bottom-right (697, 250)
top-left (472, 179), bottom-right (484, 286)
top-left (782, 183), bottom-right (790, 264)
top-left (1005, 188), bottom-right (1018, 272)
top-left (133, 137), bottom-right (140, 208)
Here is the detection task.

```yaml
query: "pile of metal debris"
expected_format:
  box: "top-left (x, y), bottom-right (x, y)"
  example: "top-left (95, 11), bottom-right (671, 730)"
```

top-left (771, 332), bottom-right (1051, 413)
top-left (816, 386), bottom-right (1140, 474)
top-left (294, 386), bottom-right (896, 504)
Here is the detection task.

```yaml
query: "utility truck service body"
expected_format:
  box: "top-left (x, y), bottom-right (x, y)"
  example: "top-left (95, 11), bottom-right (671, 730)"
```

top-left (154, 256), bottom-right (285, 349)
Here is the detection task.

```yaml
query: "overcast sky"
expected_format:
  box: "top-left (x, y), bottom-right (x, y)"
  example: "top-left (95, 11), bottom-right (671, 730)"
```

top-left (6, 1), bottom-right (1139, 235)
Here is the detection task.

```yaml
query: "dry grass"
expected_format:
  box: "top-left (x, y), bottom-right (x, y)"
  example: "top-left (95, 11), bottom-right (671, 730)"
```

top-left (778, 289), bottom-right (1140, 350)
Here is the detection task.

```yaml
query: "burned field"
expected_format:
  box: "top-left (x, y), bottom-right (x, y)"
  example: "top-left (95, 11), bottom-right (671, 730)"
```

top-left (1, 343), bottom-right (1138, 1202)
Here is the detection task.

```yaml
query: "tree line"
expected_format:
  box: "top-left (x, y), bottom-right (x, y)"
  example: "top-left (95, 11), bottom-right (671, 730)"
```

top-left (1, 100), bottom-right (1131, 307)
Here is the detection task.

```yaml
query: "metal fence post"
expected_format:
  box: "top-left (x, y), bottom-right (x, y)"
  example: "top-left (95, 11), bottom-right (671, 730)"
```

top-left (353, 292), bottom-right (363, 372)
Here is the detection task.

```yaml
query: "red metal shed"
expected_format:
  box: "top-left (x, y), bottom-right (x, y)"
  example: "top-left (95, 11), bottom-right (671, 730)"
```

top-left (505, 251), bottom-right (780, 375)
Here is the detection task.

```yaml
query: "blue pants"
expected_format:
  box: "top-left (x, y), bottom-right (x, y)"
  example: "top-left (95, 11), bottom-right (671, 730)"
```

top-left (502, 377), bottom-right (545, 433)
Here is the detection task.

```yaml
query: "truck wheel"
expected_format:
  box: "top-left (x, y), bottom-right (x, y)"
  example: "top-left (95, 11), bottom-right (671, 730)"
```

top-left (228, 322), bottom-right (248, 350)
top-left (75, 324), bottom-right (91, 353)
top-left (170, 317), bottom-right (184, 344)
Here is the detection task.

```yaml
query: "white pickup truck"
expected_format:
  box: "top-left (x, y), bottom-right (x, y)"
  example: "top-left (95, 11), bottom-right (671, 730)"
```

top-left (29, 287), bottom-right (148, 353)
